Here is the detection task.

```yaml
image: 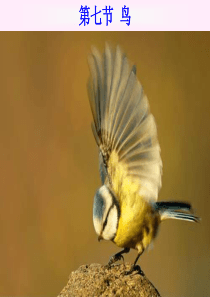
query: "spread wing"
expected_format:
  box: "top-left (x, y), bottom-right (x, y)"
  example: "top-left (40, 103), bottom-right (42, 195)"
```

top-left (88, 44), bottom-right (162, 202)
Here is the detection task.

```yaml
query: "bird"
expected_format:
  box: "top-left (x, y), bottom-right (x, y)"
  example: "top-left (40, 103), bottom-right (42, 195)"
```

top-left (87, 44), bottom-right (200, 273)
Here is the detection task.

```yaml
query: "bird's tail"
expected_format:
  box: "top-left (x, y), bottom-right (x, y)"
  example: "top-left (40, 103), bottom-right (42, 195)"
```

top-left (156, 201), bottom-right (200, 223)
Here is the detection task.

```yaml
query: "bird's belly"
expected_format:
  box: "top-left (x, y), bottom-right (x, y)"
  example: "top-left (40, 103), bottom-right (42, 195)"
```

top-left (114, 200), bottom-right (159, 251)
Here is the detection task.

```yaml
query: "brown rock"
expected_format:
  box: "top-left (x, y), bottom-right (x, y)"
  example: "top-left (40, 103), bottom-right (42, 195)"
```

top-left (58, 263), bottom-right (161, 297)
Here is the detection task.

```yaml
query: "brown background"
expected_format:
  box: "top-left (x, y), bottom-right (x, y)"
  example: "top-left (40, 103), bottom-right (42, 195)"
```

top-left (0, 32), bottom-right (209, 297)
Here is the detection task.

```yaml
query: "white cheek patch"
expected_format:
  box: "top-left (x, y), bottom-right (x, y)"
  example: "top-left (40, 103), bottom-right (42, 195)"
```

top-left (93, 217), bottom-right (102, 236)
top-left (99, 186), bottom-right (112, 209)
top-left (102, 205), bottom-right (118, 240)
top-left (99, 185), bottom-right (114, 223)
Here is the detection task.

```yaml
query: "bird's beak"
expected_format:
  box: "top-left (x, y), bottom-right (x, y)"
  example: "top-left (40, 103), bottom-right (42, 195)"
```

top-left (98, 235), bottom-right (103, 242)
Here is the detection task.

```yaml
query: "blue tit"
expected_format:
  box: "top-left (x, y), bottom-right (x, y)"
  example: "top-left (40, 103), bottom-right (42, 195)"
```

top-left (87, 44), bottom-right (200, 272)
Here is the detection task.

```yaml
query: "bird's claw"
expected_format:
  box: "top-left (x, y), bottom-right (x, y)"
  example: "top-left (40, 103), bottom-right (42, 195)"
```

top-left (123, 264), bottom-right (143, 276)
top-left (106, 253), bottom-right (125, 269)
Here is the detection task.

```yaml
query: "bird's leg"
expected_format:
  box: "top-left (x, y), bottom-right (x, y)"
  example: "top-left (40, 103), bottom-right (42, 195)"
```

top-left (106, 247), bottom-right (130, 268)
top-left (125, 247), bottom-right (144, 275)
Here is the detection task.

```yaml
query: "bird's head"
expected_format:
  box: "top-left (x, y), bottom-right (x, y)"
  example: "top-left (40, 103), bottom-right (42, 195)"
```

top-left (93, 185), bottom-right (120, 241)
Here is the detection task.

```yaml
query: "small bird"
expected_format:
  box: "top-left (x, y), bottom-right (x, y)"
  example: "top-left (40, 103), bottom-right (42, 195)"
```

top-left (87, 44), bottom-right (200, 272)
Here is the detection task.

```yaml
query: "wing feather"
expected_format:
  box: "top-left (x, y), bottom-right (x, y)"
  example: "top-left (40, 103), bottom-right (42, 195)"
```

top-left (88, 44), bottom-right (162, 202)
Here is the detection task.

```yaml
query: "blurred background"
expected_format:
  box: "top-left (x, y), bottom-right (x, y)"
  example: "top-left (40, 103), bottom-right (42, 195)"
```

top-left (0, 32), bottom-right (209, 297)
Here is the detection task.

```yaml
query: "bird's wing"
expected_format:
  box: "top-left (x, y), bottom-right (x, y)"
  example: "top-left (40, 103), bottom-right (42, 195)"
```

top-left (88, 44), bottom-right (162, 202)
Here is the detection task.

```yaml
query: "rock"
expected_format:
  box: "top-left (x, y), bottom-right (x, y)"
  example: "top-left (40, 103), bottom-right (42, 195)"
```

top-left (58, 263), bottom-right (161, 297)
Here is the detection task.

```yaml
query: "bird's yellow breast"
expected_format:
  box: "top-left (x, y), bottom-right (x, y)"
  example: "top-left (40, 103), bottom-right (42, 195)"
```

top-left (114, 192), bottom-right (158, 251)
top-left (108, 151), bottom-right (160, 251)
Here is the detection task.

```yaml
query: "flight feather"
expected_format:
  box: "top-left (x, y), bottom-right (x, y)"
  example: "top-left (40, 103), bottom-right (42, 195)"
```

top-left (88, 44), bottom-right (162, 202)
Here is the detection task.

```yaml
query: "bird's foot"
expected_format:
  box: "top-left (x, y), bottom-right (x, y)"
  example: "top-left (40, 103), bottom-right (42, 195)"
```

top-left (123, 264), bottom-right (144, 276)
top-left (105, 253), bottom-right (125, 269)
